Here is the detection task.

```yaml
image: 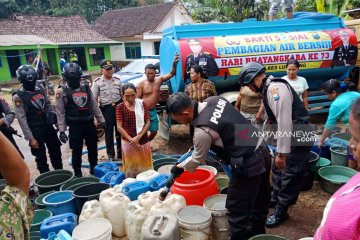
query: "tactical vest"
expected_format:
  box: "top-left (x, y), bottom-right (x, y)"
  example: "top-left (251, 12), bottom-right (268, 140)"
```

top-left (262, 78), bottom-right (309, 123)
top-left (193, 96), bottom-right (266, 177)
top-left (64, 85), bottom-right (94, 122)
top-left (16, 86), bottom-right (47, 128)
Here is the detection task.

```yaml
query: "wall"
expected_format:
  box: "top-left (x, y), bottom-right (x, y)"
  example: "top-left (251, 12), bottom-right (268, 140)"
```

top-left (156, 6), bottom-right (194, 32)
top-left (110, 44), bottom-right (125, 61)
top-left (141, 41), bottom-right (155, 56)
top-left (0, 50), bottom-right (11, 82)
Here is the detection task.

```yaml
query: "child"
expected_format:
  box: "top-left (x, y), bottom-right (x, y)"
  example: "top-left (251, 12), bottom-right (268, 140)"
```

top-left (116, 83), bottom-right (152, 178)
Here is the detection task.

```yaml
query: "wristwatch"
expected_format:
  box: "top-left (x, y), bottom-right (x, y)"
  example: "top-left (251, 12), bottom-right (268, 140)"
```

top-left (277, 153), bottom-right (286, 157)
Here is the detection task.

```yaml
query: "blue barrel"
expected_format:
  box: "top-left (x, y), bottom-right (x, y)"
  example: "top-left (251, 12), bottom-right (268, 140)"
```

top-left (150, 174), bottom-right (170, 191)
top-left (40, 213), bottom-right (77, 238)
top-left (93, 162), bottom-right (119, 178)
top-left (100, 171), bottom-right (125, 187)
top-left (43, 191), bottom-right (77, 215)
top-left (122, 181), bottom-right (150, 201)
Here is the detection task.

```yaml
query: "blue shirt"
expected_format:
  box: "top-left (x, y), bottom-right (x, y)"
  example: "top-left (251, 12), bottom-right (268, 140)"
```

top-left (325, 91), bottom-right (360, 129)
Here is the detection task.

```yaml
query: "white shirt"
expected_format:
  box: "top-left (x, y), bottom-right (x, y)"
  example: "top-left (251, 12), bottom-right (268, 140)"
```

top-left (282, 75), bottom-right (309, 101)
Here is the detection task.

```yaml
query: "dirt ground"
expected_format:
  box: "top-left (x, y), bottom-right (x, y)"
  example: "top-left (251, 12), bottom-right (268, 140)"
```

top-left (1, 80), bottom-right (331, 240)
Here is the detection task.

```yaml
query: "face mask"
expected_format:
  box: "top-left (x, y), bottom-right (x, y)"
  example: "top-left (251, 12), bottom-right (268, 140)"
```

top-left (67, 77), bottom-right (80, 89)
top-left (23, 82), bottom-right (36, 91)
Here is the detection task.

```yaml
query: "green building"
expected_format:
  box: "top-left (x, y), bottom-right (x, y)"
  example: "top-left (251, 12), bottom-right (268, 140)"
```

top-left (0, 15), bottom-right (119, 83)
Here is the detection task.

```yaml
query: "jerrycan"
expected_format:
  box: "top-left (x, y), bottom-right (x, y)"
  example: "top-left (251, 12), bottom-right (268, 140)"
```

top-left (149, 174), bottom-right (170, 191)
top-left (93, 162), bottom-right (119, 178)
top-left (79, 200), bottom-right (105, 223)
top-left (125, 201), bottom-right (149, 240)
top-left (149, 194), bottom-right (186, 216)
top-left (136, 170), bottom-right (160, 183)
top-left (138, 191), bottom-right (158, 210)
top-left (114, 178), bottom-right (137, 193)
top-left (100, 171), bottom-right (125, 187)
top-left (141, 214), bottom-right (180, 240)
top-left (99, 188), bottom-right (131, 237)
top-left (122, 181), bottom-right (150, 201)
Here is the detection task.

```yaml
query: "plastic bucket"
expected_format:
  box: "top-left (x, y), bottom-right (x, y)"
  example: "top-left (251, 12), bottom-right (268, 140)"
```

top-left (302, 151), bottom-right (319, 191)
top-left (332, 132), bottom-right (351, 141)
top-left (330, 146), bottom-right (348, 166)
top-left (318, 166), bottom-right (357, 194)
top-left (30, 231), bottom-right (41, 240)
top-left (72, 218), bottom-right (112, 240)
top-left (34, 190), bottom-right (55, 209)
top-left (171, 168), bottom-right (219, 205)
top-left (43, 191), bottom-right (77, 215)
top-left (73, 183), bottom-right (110, 214)
top-left (203, 194), bottom-right (229, 240)
top-left (249, 234), bottom-right (288, 240)
top-left (177, 206), bottom-right (212, 240)
top-left (198, 165), bottom-right (218, 176)
top-left (30, 209), bottom-right (52, 232)
top-left (60, 176), bottom-right (100, 191)
top-left (35, 170), bottom-right (74, 195)
top-left (315, 158), bottom-right (331, 181)
top-left (152, 154), bottom-right (169, 160)
top-left (215, 176), bottom-right (229, 192)
top-left (153, 157), bottom-right (178, 171)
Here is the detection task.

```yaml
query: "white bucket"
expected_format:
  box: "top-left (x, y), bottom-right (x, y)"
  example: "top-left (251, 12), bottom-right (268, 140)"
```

top-left (203, 194), bottom-right (229, 240)
top-left (72, 218), bottom-right (112, 240)
top-left (177, 206), bottom-right (212, 240)
top-left (199, 165), bottom-right (218, 176)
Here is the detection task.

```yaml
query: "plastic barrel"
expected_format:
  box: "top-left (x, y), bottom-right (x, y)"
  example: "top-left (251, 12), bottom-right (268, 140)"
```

top-left (43, 191), bottom-right (77, 215)
top-left (330, 146), bottom-right (348, 166)
top-left (60, 176), bottom-right (100, 191)
top-left (34, 190), bottom-right (55, 209)
top-left (171, 168), bottom-right (219, 206)
top-left (30, 209), bottom-right (52, 232)
top-left (35, 170), bottom-right (74, 195)
top-left (203, 194), bottom-right (229, 240)
top-left (177, 206), bottom-right (212, 240)
top-left (72, 218), bottom-right (112, 240)
top-left (73, 183), bottom-right (110, 214)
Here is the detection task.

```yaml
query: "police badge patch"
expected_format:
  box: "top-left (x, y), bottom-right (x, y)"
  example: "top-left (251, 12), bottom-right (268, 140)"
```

top-left (31, 94), bottom-right (46, 109)
top-left (72, 92), bottom-right (88, 107)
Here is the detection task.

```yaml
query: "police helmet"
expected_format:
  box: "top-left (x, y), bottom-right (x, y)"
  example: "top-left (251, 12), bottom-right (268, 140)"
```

top-left (238, 62), bottom-right (265, 86)
top-left (63, 62), bottom-right (82, 80)
top-left (16, 65), bottom-right (38, 83)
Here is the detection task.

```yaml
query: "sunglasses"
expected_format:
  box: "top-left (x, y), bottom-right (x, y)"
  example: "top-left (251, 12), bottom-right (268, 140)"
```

top-left (104, 67), bottom-right (113, 71)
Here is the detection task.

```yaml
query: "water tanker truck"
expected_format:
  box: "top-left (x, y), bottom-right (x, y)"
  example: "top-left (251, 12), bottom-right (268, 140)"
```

top-left (157, 12), bottom-right (360, 137)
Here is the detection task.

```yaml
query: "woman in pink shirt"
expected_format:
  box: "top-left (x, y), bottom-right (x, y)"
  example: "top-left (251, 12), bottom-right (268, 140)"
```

top-left (314, 97), bottom-right (360, 240)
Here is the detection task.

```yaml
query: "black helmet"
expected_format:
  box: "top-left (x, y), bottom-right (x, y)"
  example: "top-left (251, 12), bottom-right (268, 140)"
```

top-left (238, 62), bottom-right (265, 86)
top-left (16, 65), bottom-right (38, 83)
top-left (63, 62), bottom-right (82, 80)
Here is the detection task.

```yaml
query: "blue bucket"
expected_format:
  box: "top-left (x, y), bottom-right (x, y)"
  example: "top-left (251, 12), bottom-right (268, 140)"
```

top-left (43, 191), bottom-right (77, 215)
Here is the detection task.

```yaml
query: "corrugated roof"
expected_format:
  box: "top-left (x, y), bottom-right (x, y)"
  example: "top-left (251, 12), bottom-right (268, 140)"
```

top-left (91, 2), bottom-right (177, 38)
top-left (0, 15), bottom-right (117, 44)
top-left (0, 35), bottom-right (54, 46)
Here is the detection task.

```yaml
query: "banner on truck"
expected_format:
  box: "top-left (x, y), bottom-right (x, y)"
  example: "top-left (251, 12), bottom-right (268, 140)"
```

top-left (179, 29), bottom-right (358, 80)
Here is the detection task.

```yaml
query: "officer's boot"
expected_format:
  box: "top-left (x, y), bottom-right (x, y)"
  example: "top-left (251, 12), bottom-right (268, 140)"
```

top-left (265, 204), bottom-right (289, 228)
top-left (269, 192), bottom-right (278, 208)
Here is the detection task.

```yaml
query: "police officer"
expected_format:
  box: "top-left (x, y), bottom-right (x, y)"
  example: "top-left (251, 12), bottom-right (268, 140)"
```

top-left (238, 62), bottom-right (314, 228)
top-left (13, 65), bottom-right (62, 173)
top-left (56, 63), bottom-right (106, 177)
top-left (0, 95), bottom-right (23, 158)
top-left (185, 39), bottom-right (219, 81)
top-left (166, 92), bottom-right (270, 240)
top-left (332, 30), bottom-right (358, 67)
top-left (91, 60), bottom-right (122, 161)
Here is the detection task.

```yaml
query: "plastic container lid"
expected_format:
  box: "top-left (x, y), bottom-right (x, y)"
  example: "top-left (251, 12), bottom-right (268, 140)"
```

top-left (72, 218), bottom-right (112, 240)
top-left (203, 194), bottom-right (227, 211)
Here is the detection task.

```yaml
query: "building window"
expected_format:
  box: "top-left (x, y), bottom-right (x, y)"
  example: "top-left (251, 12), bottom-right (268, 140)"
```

top-left (89, 47), bottom-right (105, 66)
top-left (154, 41), bottom-right (160, 55)
top-left (125, 42), bottom-right (141, 59)
top-left (24, 49), bottom-right (36, 64)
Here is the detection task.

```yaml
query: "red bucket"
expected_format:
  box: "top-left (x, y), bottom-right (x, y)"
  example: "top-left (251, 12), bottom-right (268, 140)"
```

top-left (171, 168), bottom-right (219, 205)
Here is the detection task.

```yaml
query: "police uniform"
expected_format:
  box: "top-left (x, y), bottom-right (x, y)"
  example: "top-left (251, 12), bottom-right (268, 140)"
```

top-left (185, 52), bottom-right (219, 80)
top-left (13, 85), bottom-right (62, 173)
top-left (69, 52), bottom-right (78, 64)
top-left (56, 83), bottom-right (105, 177)
top-left (180, 96), bottom-right (270, 239)
top-left (91, 75), bottom-right (122, 160)
top-left (332, 44), bottom-right (358, 67)
top-left (0, 97), bottom-right (23, 158)
top-left (262, 78), bottom-right (313, 227)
